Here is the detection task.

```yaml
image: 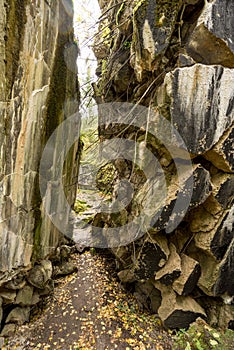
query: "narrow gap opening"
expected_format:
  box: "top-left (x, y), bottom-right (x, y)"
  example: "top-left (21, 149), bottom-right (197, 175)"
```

top-left (72, 1), bottom-right (116, 250)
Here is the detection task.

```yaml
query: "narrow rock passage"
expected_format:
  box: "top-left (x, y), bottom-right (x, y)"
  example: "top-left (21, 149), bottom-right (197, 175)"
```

top-left (6, 251), bottom-right (173, 350)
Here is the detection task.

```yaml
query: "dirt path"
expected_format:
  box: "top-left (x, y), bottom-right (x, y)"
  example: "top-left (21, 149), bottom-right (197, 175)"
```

top-left (5, 251), bottom-right (173, 350)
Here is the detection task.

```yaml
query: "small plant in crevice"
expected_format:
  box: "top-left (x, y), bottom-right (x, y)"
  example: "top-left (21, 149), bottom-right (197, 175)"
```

top-left (73, 198), bottom-right (91, 213)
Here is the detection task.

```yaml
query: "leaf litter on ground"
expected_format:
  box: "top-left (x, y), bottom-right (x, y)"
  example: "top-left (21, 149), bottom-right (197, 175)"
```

top-left (5, 250), bottom-right (173, 349)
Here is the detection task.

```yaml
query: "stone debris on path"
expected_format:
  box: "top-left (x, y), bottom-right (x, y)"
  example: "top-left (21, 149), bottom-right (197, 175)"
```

top-left (5, 251), bottom-right (172, 350)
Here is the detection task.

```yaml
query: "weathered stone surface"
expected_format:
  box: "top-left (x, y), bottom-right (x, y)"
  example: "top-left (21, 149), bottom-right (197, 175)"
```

top-left (212, 173), bottom-right (234, 210)
top-left (131, 0), bottom-right (182, 81)
top-left (5, 306), bottom-right (30, 325)
top-left (37, 280), bottom-right (54, 297)
top-left (135, 280), bottom-right (161, 313)
top-left (205, 126), bottom-right (234, 173)
top-left (3, 273), bottom-right (26, 290)
top-left (0, 337), bottom-right (4, 348)
top-left (152, 165), bottom-right (211, 232)
top-left (192, 202), bottom-right (234, 261)
top-left (156, 283), bottom-right (206, 329)
top-left (162, 64), bottom-right (234, 155)
top-left (27, 260), bottom-right (52, 289)
top-left (155, 243), bottom-right (181, 286)
top-left (0, 324), bottom-right (16, 338)
top-left (15, 285), bottom-right (34, 306)
top-left (0, 0), bottom-right (80, 280)
top-left (178, 53), bottom-right (196, 68)
top-left (200, 298), bottom-right (234, 329)
top-left (0, 297), bottom-right (2, 325)
top-left (0, 289), bottom-right (16, 304)
top-left (94, 0), bottom-right (234, 329)
top-left (112, 246), bottom-right (131, 268)
top-left (214, 237), bottom-right (234, 297)
top-left (195, 233), bottom-right (234, 298)
top-left (118, 269), bottom-right (136, 284)
top-left (210, 207), bottom-right (234, 261)
top-left (172, 254), bottom-right (201, 296)
top-left (133, 236), bottom-right (169, 281)
top-left (53, 261), bottom-right (78, 277)
top-left (214, 304), bottom-right (234, 330)
top-left (187, 0), bottom-right (234, 67)
top-left (31, 291), bottom-right (40, 306)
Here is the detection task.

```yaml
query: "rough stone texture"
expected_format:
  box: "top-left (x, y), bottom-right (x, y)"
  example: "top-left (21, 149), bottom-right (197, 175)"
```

top-left (2, 272), bottom-right (26, 290)
top-left (155, 282), bottom-right (206, 329)
top-left (133, 239), bottom-right (169, 281)
top-left (118, 269), bottom-right (136, 284)
top-left (95, 0), bottom-right (234, 329)
top-left (0, 0), bottom-right (80, 330)
top-left (187, 0), bottom-right (234, 67)
top-left (204, 126), bottom-right (234, 173)
top-left (0, 324), bottom-right (16, 338)
top-left (131, 0), bottom-right (182, 81)
top-left (5, 306), bottom-right (30, 325)
top-left (27, 260), bottom-right (52, 289)
top-left (15, 285), bottom-right (34, 306)
top-left (0, 0), bottom-right (79, 278)
top-left (214, 237), bottom-right (234, 297)
top-left (172, 254), bottom-right (201, 296)
top-left (161, 64), bottom-right (234, 155)
top-left (0, 289), bottom-right (16, 304)
top-left (37, 279), bottom-right (54, 297)
top-left (53, 260), bottom-right (78, 277)
top-left (134, 280), bottom-right (162, 313)
top-left (0, 296), bottom-right (2, 325)
top-left (199, 297), bottom-right (234, 330)
top-left (152, 165), bottom-right (212, 232)
top-left (155, 243), bottom-right (181, 286)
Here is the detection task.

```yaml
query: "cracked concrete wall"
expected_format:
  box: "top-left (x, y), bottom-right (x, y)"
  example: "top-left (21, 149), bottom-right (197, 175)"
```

top-left (94, 0), bottom-right (234, 329)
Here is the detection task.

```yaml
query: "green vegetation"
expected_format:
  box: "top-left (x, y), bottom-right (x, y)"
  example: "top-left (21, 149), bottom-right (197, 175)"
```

top-left (73, 198), bottom-right (91, 213)
top-left (173, 321), bottom-right (234, 350)
top-left (96, 163), bottom-right (117, 195)
top-left (124, 40), bottom-right (132, 49)
top-left (116, 2), bottom-right (126, 25)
